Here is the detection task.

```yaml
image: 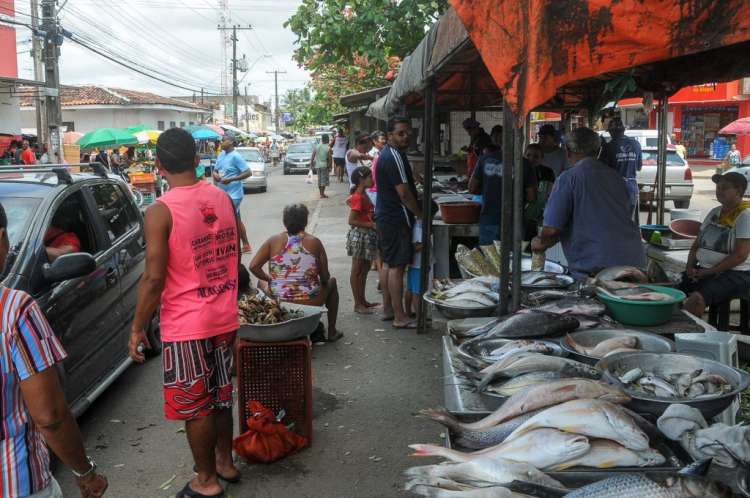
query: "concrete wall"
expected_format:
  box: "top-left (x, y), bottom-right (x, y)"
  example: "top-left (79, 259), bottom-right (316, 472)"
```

top-left (19, 107), bottom-right (206, 133)
top-left (0, 88), bottom-right (20, 134)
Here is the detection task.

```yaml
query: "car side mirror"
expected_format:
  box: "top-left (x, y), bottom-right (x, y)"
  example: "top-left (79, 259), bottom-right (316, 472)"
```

top-left (42, 252), bottom-right (96, 283)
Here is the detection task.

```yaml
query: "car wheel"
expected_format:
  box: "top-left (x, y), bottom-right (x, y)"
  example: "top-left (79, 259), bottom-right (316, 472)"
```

top-left (261, 186), bottom-right (267, 193)
top-left (283, 168), bottom-right (289, 175)
top-left (145, 313), bottom-right (162, 358)
top-left (674, 200), bottom-right (690, 209)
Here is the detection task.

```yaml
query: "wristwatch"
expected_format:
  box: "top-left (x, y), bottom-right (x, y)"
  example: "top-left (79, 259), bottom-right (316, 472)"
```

top-left (72, 456), bottom-right (97, 478)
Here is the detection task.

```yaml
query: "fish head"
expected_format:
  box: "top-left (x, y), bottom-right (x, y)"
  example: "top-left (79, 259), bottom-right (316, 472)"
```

top-left (595, 382), bottom-right (631, 404)
top-left (538, 429), bottom-right (590, 460)
top-left (668, 477), bottom-right (732, 498)
top-left (638, 448), bottom-right (667, 467)
top-left (599, 402), bottom-right (650, 451)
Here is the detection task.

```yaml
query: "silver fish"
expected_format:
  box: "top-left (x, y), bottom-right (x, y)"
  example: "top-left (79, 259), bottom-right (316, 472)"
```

top-left (483, 312), bottom-right (580, 339)
top-left (408, 480), bottom-right (530, 498)
top-left (487, 372), bottom-right (563, 397)
top-left (530, 298), bottom-right (606, 317)
top-left (478, 354), bottom-right (600, 391)
top-left (563, 473), bottom-right (729, 498)
top-left (548, 439), bottom-right (665, 471)
top-left (443, 292), bottom-right (498, 307)
top-left (417, 408), bottom-right (542, 450)
top-left (637, 375), bottom-right (678, 397)
top-left (504, 399), bottom-right (650, 451)
top-left (594, 266), bottom-right (648, 285)
top-left (564, 335), bottom-right (638, 359)
top-left (618, 368), bottom-right (643, 385)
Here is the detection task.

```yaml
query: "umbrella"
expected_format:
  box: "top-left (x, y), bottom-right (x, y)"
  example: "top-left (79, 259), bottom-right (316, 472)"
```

top-left (63, 131), bottom-right (83, 145)
top-left (77, 128), bottom-right (139, 149)
top-left (133, 131), bottom-right (150, 145)
top-left (126, 124), bottom-right (148, 134)
top-left (719, 117), bottom-right (750, 135)
top-left (220, 124), bottom-right (244, 135)
top-left (186, 125), bottom-right (221, 141)
top-left (145, 130), bottom-right (162, 144)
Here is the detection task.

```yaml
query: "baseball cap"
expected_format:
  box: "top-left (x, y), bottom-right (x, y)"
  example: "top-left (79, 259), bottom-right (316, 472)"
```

top-left (712, 171), bottom-right (748, 192)
top-left (462, 117), bottom-right (480, 129)
top-left (538, 124), bottom-right (557, 136)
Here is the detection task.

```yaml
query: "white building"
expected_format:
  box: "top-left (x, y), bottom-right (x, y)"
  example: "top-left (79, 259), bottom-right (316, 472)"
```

top-left (19, 85), bottom-right (210, 133)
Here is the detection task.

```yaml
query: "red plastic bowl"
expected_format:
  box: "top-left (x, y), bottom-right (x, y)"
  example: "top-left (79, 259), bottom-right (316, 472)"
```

top-left (669, 218), bottom-right (701, 239)
top-left (439, 202), bottom-right (481, 224)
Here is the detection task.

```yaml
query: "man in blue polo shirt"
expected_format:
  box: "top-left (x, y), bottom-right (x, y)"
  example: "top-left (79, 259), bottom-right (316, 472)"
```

top-left (213, 134), bottom-right (252, 252)
top-left (531, 127), bottom-right (645, 279)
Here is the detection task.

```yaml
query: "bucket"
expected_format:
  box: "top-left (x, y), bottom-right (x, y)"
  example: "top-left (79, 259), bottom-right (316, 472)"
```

top-left (670, 209), bottom-right (702, 222)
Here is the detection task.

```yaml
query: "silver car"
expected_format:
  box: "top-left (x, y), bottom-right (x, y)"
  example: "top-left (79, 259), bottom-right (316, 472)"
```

top-left (284, 142), bottom-right (314, 175)
top-left (637, 147), bottom-right (694, 209)
top-left (237, 147), bottom-right (268, 193)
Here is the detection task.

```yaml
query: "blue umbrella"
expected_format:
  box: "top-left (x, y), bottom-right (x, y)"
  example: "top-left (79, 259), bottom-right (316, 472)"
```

top-left (187, 125), bottom-right (221, 141)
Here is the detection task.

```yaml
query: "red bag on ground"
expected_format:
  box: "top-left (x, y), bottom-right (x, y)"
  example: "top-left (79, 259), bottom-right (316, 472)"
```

top-left (233, 401), bottom-right (309, 464)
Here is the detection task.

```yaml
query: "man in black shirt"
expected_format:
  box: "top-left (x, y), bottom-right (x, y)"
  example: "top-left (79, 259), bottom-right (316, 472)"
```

top-left (463, 118), bottom-right (493, 178)
top-left (375, 117), bottom-right (422, 329)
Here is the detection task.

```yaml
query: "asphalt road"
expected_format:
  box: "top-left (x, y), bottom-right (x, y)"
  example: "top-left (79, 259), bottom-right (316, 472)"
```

top-left (55, 166), bottom-right (444, 497)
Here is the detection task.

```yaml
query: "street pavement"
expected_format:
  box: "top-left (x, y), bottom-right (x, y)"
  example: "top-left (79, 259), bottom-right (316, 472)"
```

top-left (54, 167), bottom-right (444, 497)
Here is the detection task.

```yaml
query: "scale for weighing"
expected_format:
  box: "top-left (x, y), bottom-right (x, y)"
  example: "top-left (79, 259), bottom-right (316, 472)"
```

top-left (676, 331), bottom-right (740, 425)
top-left (650, 237), bottom-right (695, 250)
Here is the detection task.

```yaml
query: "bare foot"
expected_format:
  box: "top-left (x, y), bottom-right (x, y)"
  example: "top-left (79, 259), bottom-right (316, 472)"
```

top-left (321, 194), bottom-right (329, 198)
top-left (354, 306), bottom-right (373, 315)
top-left (215, 456), bottom-right (240, 482)
top-left (365, 301), bottom-right (381, 308)
top-left (188, 476), bottom-right (223, 497)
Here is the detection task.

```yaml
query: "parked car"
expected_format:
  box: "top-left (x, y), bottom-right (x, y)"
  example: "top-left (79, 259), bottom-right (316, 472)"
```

top-left (723, 154), bottom-right (750, 196)
top-left (283, 142), bottom-right (314, 175)
top-left (0, 164), bottom-right (159, 417)
top-left (237, 147), bottom-right (268, 193)
top-left (599, 129), bottom-right (673, 149)
top-left (637, 147), bottom-right (694, 208)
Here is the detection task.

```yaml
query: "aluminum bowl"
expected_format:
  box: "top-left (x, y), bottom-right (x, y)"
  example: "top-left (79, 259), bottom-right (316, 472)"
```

top-left (237, 303), bottom-right (324, 342)
top-left (424, 294), bottom-right (497, 319)
top-left (560, 329), bottom-right (675, 365)
top-left (458, 337), bottom-right (566, 368)
top-left (597, 352), bottom-right (750, 419)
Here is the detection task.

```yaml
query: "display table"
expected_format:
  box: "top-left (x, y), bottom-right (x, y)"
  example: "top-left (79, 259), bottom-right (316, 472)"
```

top-left (432, 219), bottom-right (479, 278)
top-left (646, 245), bottom-right (690, 282)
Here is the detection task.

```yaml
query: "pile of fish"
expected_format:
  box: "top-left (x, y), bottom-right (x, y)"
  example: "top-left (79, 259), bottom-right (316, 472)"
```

top-left (618, 367), bottom-right (732, 400)
top-left (521, 271), bottom-right (572, 288)
top-left (476, 352), bottom-right (601, 393)
top-left (431, 278), bottom-right (500, 308)
top-left (454, 312), bottom-right (580, 341)
top-left (564, 334), bottom-right (642, 359)
top-left (406, 379), bottom-right (686, 496)
top-left (238, 294), bottom-right (302, 325)
top-left (562, 472), bottom-right (730, 498)
top-left (456, 243), bottom-right (502, 277)
top-left (593, 266), bottom-right (673, 302)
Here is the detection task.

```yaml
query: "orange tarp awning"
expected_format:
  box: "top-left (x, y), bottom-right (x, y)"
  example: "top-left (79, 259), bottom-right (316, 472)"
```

top-left (450, 0), bottom-right (750, 118)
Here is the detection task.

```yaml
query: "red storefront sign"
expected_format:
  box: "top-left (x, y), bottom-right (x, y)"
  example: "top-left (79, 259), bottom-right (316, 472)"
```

top-left (0, 0), bottom-right (18, 79)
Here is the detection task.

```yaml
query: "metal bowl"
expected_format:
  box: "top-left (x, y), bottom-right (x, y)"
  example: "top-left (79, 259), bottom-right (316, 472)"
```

top-left (458, 337), bottom-right (566, 368)
top-left (560, 329), bottom-right (675, 365)
top-left (424, 294), bottom-right (497, 319)
top-left (597, 352), bottom-right (750, 419)
top-left (238, 303), bottom-right (324, 342)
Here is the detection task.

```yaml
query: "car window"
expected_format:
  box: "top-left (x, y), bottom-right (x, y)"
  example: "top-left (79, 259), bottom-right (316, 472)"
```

top-left (641, 151), bottom-right (686, 166)
top-left (0, 196), bottom-right (40, 278)
top-left (287, 144), bottom-right (313, 154)
top-left (89, 183), bottom-right (139, 243)
top-left (238, 149), bottom-right (263, 162)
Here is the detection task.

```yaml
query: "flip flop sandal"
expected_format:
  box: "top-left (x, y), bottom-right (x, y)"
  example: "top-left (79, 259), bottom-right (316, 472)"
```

top-left (381, 315), bottom-right (395, 322)
top-left (192, 466), bottom-right (241, 484)
top-left (175, 483), bottom-right (225, 498)
top-left (392, 320), bottom-right (417, 330)
top-left (326, 332), bottom-right (344, 343)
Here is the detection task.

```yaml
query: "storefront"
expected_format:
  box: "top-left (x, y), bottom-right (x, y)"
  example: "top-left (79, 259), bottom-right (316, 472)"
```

top-left (680, 103), bottom-right (739, 157)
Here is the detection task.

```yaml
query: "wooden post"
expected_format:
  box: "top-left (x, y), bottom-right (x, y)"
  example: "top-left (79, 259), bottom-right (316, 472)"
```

top-left (418, 78), bottom-right (436, 334)
top-left (511, 117), bottom-right (526, 312)
top-left (499, 100), bottom-right (515, 316)
top-left (656, 93), bottom-right (669, 225)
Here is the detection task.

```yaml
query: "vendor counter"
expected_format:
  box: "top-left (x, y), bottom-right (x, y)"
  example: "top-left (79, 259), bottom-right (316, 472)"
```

top-left (646, 245), bottom-right (690, 282)
top-left (432, 219), bottom-right (479, 278)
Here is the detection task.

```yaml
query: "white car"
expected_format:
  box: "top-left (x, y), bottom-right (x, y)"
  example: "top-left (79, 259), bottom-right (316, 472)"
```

top-left (599, 129), bottom-right (673, 149)
top-left (237, 147), bottom-right (268, 193)
top-left (637, 147), bottom-right (694, 209)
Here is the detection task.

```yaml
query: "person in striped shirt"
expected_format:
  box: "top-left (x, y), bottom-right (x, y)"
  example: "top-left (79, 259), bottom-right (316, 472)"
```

top-left (0, 203), bottom-right (107, 498)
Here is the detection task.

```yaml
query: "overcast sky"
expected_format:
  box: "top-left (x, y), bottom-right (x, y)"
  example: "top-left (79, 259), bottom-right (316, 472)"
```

top-left (15, 0), bottom-right (310, 104)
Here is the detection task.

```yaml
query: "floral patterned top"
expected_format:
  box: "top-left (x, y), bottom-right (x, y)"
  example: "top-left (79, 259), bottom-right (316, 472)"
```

top-left (269, 234), bottom-right (321, 301)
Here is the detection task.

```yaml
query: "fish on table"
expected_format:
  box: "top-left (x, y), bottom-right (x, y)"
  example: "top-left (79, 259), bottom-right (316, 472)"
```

top-left (561, 473), bottom-right (730, 498)
top-left (410, 428), bottom-right (591, 470)
top-left (421, 378), bottom-right (629, 432)
top-left (564, 334), bottom-right (639, 359)
top-left (503, 399), bottom-right (649, 451)
top-left (547, 439), bottom-right (665, 471)
top-left (477, 354), bottom-right (601, 391)
top-left (486, 371), bottom-right (563, 397)
top-left (482, 311), bottom-right (580, 339)
top-left (593, 266), bottom-right (648, 286)
top-left (526, 298), bottom-right (607, 317)
top-left (617, 368), bottom-right (733, 400)
top-left (408, 478), bottom-right (533, 498)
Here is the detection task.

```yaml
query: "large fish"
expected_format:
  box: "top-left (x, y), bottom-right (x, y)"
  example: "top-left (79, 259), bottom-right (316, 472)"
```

top-left (594, 266), bottom-right (648, 286)
top-left (423, 379), bottom-right (629, 432)
top-left (528, 298), bottom-right (606, 317)
top-left (410, 428), bottom-right (590, 469)
top-left (478, 354), bottom-right (601, 391)
top-left (504, 399), bottom-right (649, 450)
top-left (408, 479), bottom-right (532, 498)
top-left (546, 440), bottom-right (665, 471)
top-left (563, 335), bottom-right (639, 359)
top-left (483, 312), bottom-right (580, 339)
top-left (456, 319), bottom-right (503, 339)
top-left (417, 408), bottom-right (543, 450)
top-left (562, 473), bottom-right (730, 498)
top-left (487, 372), bottom-right (563, 397)
top-left (405, 456), bottom-right (564, 489)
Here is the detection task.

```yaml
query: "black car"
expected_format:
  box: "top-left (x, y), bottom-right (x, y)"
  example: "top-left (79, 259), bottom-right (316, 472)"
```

top-left (0, 164), bottom-right (159, 417)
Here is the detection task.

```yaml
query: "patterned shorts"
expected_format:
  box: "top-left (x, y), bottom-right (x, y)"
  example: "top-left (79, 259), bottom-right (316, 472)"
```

top-left (318, 167), bottom-right (330, 187)
top-left (346, 226), bottom-right (378, 261)
top-left (162, 331), bottom-right (236, 421)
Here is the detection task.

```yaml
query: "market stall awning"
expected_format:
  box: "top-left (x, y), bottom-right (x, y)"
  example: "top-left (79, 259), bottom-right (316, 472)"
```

top-left (450, 0), bottom-right (750, 118)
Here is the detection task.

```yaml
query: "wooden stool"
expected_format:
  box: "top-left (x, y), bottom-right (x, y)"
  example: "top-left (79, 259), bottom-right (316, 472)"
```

top-left (708, 296), bottom-right (750, 334)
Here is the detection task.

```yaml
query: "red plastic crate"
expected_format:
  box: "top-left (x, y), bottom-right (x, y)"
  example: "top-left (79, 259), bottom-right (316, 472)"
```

top-left (235, 338), bottom-right (313, 443)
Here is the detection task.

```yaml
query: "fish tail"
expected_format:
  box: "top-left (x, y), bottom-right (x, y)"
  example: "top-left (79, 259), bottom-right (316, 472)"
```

top-left (408, 444), bottom-right (469, 462)
top-left (416, 408), bottom-right (460, 431)
top-left (407, 484), bottom-right (454, 498)
top-left (403, 464), bottom-right (438, 480)
top-left (476, 373), bottom-right (494, 392)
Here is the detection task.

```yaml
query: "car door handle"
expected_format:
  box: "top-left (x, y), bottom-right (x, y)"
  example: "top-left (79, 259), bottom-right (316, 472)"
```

top-left (105, 267), bottom-right (118, 286)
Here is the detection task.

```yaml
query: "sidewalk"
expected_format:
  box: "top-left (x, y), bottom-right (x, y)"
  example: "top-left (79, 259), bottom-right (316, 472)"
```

top-left (226, 178), bottom-right (444, 497)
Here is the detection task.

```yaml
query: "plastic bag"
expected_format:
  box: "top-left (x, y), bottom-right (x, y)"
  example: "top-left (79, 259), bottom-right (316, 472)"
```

top-left (306, 170), bottom-right (313, 183)
top-left (233, 401), bottom-right (309, 464)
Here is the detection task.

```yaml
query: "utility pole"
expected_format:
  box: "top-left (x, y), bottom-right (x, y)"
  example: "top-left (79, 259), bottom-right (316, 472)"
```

top-left (217, 24), bottom-right (251, 126)
top-left (30, 0), bottom-right (47, 145)
top-left (41, 0), bottom-right (62, 162)
top-left (244, 85), bottom-right (250, 133)
top-left (266, 70), bottom-right (286, 133)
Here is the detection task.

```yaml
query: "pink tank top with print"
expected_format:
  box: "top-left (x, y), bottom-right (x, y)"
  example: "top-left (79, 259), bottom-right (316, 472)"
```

top-left (158, 181), bottom-right (239, 341)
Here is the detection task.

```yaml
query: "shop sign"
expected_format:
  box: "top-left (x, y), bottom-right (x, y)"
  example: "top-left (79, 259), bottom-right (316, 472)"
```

top-left (0, 0), bottom-right (19, 79)
top-left (692, 83), bottom-right (718, 93)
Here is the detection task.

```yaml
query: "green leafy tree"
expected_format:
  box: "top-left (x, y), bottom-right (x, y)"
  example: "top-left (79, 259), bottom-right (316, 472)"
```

top-left (285, 0), bottom-right (446, 102)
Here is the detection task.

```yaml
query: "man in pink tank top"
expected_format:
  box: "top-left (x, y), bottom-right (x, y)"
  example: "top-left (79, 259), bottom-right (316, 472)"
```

top-left (129, 128), bottom-right (241, 498)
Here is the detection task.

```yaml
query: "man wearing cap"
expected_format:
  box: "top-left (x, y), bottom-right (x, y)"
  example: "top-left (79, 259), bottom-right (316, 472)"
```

top-left (601, 117), bottom-right (642, 222)
top-left (681, 172), bottom-right (750, 316)
top-left (213, 134), bottom-right (252, 253)
top-left (462, 117), bottom-right (492, 178)
top-left (531, 127), bottom-right (645, 279)
top-left (536, 124), bottom-right (568, 177)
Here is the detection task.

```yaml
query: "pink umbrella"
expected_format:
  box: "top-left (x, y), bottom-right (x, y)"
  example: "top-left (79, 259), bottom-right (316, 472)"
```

top-left (63, 131), bottom-right (83, 145)
top-left (206, 124), bottom-right (225, 136)
top-left (719, 117), bottom-right (750, 135)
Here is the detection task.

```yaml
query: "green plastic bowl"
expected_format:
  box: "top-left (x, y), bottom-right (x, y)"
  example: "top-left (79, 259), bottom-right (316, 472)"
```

top-left (596, 284), bottom-right (686, 326)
